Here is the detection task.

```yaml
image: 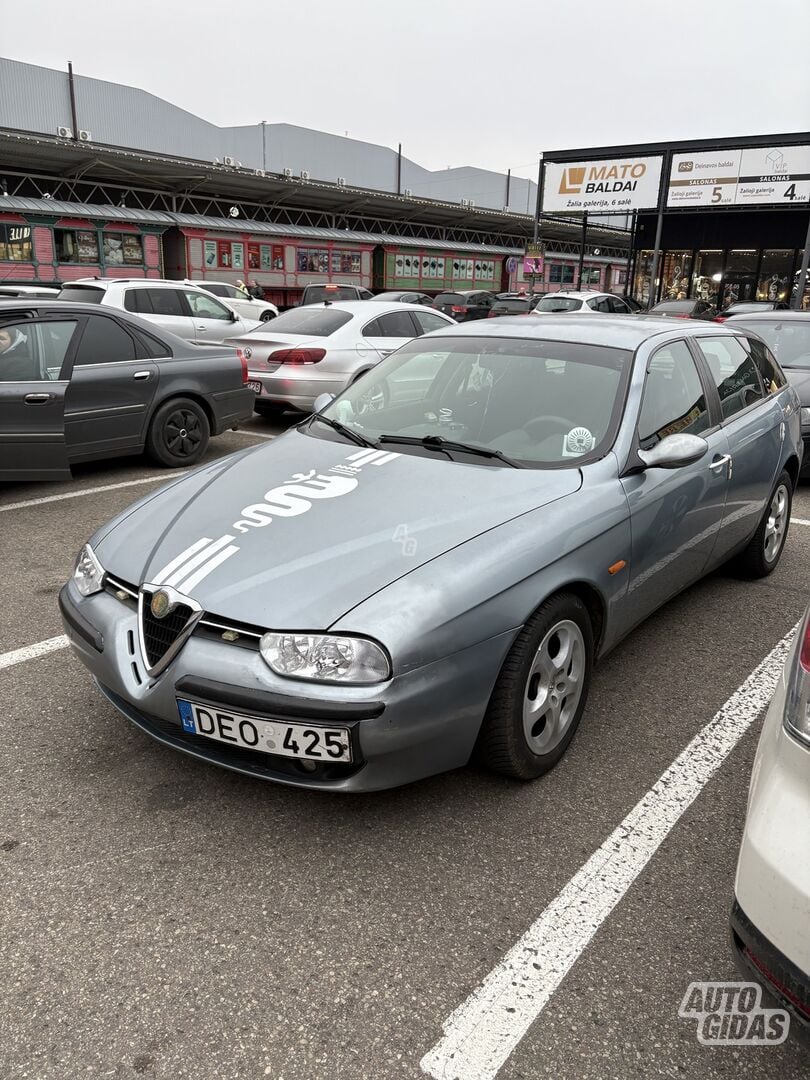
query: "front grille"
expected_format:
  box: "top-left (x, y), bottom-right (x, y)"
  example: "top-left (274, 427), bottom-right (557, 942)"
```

top-left (140, 593), bottom-right (196, 668)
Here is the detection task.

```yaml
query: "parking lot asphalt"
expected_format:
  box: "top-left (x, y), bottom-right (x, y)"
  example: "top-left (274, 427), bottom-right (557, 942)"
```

top-left (1, 415), bottom-right (809, 1080)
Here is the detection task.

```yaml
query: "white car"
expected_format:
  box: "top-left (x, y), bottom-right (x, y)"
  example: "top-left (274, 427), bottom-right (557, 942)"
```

top-left (184, 279), bottom-right (279, 322)
top-left (56, 278), bottom-right (261, 344)
top-left (232, 300), bottom-right (455, 415)
top-left (732, 602), bottom-right (810, 1028)
top-left (533, 291), bottom-right (634, 315)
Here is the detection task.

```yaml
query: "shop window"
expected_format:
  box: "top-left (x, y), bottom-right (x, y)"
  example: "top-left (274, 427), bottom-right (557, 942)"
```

top-left (102, 232), bottom-right (143, 266)
top-left (690, 250), bottom-right (723, 306)
top-left (660, 251), bottom-right (693, 301)
top-left (757, 249), bottom-right (793, 302)
top-left (0, 223), bottom-right (33, 262)
top-left (259, 243), bottom-right (284, 271)
top-left (633, 250), bottom-right (654, 304)
top-left (722, 249), bottom-right (758, 307)
top-left (248, 243), bottom-right (261, 271)
top-left (298, 248), bottom-right (330, 274)
top-left (55, 228), bottom-right (99, 264)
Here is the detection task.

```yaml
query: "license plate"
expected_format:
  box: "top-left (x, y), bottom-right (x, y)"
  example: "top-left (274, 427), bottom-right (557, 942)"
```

top-left (176, 699), bottom-right (352, 762)
top-left (247, 380), bottom-right (263, 394)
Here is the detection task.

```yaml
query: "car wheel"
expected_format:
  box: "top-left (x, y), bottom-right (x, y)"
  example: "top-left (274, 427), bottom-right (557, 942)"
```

top-left (734, 470), bottom-right (792, 578)
top-left (260, 310), bottom-right (276, 322)
top-left (475, 592), bottom-right (593, 780)
top-left (145, 398), bottom-right (209, 468)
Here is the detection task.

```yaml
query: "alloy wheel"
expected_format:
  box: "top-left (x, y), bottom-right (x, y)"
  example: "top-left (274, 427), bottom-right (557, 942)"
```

top-left (764, 483), bottom-right (789, 563)
top-left (522, 619), bottom-right (585, 755)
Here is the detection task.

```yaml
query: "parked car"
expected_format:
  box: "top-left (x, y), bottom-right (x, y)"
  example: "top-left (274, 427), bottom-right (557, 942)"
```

top-left (185, 280), bottom-right (278, 322)
top-left (488, 296), bottom-right (546, 317)
top-left (621, 295), bottom-right (646, 313)
top-left (0, 299), bottom-right (254, 481)
top-left (60, 315), bottom-right (801, 792)
top-left (533, 291), bottom-right (634, 314)
top-left (433, 290), bottom-right (496, 321)
top-left (232, 301), bottom-right (454, 415)
top-left (0, 285), bottom-right (61, 298)
top-left (721, 300), bottom-right (790, 318)
top-left (299, 283), bottom-right (374, 305)
top-left (725, 310), bottom-right (810, 476)
top-left (648, 298), bottom-right (718, 320)
top-left (371, 291), bottom-right (435, 305)
top-left (732, 600), bottom-right (810, 1029)
top-left (56, 279), bottom-right (262, 344)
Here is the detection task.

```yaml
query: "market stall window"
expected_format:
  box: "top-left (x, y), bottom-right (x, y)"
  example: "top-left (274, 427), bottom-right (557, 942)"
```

top-left (55, 228), bottom-right (100, 264)
top-left (691, 250), bottom-right (723, 306)
top-left (549, 264), bottom-right (576, 284)
top-left (757, 249), bottom-right (793, 302)
top-left (660, 251), bottom-right (693, 300)
top-left (0, 223), bottom-right (33, 261)
top-left (297, 247), bottom-right (360, 274)
top-left (103, 232), bottom-right (143, 266)
top-left (580, 267), bottom-right (601, 286)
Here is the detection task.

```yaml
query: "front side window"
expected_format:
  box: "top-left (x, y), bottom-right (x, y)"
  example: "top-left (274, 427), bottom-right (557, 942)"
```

top-left (637, 340), bottom-right (710, 450)
top-left (697, 336), bottom-right (765, 419)
top-left (74, 316), bottom-right (137, 365)
top-left (0, 319), bottom-right (77, 381)
top-left (184, 291), bottom-right (231, 320)
top-left (317, 336), bottom-right (632, 467)
top-left (55, 228), bottom-right (99, 264)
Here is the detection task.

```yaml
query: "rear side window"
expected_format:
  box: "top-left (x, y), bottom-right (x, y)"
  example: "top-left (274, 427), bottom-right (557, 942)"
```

top-left (200, 283), bottom-right (228, 297)
top-left (746, 336), bottom-right (787, 393)
top-left (134, 327), bottom-right (170, 359)
top-left (0, 319), bottom-right (78, 381)
top-left (125, 288), bottom-right (186, 317)
top-left (75, 315), bottom-right (137, 365)
top-left (370, 311), bottom-right (417, 338)
top-left (637, 340), bottom-right (710, 449)
top-left (58, 286), bottom-right (104, 304)
top-left (249, 308), bottom-right (352, 337)
top-left (696, 337), bottom-right (765, 419)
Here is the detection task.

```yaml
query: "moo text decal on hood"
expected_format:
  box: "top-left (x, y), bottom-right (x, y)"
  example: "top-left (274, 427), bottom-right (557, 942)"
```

top-left (96, 432), bottom-right (582, 628)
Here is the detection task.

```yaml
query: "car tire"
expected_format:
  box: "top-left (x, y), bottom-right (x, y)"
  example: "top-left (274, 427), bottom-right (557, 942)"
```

top-left (733, 469), bottom-right (792, 579)
top-left (145, 397), bottom-right (210, 468)
top-left (474, 592), bottom-right (594, 780)
top-left (260, 310), bottom-right (276, 322)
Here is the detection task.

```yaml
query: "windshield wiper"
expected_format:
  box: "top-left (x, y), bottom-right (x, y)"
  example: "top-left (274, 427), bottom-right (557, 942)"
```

top-left (378, 433), bottom-right (524, 468)
top-left (306, 413), bottom-right (378, 448)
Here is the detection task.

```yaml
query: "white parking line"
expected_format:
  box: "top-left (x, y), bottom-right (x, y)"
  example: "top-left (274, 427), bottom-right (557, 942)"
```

top-left (230, 429), bottom-right (277, 440)
top-left (0, 635), bottom-right (69, 671)
top-left (421, 624), bottom-right (798, 1080)
top-left (0, 473), bottom-right (189, 513)
top-left (792, 517), bottom-right (810, 527)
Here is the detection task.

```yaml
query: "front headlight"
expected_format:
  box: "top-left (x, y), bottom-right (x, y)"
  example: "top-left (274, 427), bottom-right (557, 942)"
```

top-left (800, 406), bottom-right (810, 428)
top-left (73, 543), bottom-right (105, 597)
top-left (784, 609), bottom-right (810, 748)
top-left (259, 632), bottom-right (390, 684)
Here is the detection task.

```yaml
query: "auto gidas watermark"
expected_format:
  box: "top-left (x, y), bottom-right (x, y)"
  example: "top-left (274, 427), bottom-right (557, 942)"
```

top-left (679, 982), bottom-right (789, 1045)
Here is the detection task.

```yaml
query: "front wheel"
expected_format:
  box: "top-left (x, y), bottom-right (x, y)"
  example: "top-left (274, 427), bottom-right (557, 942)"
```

top-left (260, 310), bottom-right (277, 322)
top-left (474, 592), bottom-right (594, 780)
top-left (734, 470), bottom-right (792, 578)
top-left (145, 398), bottom-right (209, 468)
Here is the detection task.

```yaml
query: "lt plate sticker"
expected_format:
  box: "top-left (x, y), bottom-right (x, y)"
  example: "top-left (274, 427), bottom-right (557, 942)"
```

top-left (178, 699), bottom-right (196, 733)
top-left (561, 427), bottom-right (595, 457)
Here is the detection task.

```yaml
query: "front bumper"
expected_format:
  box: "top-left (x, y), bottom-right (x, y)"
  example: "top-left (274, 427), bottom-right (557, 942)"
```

top-left (59, 580), bottom-right (513, 792)
top-left (733, 640), bottom-right (810, 1017)
top-left (248, 368), bottom-right (351, 412)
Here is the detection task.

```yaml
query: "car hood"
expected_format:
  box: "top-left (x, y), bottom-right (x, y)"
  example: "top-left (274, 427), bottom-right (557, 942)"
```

top-left (784, 366), bottom-right (810, 404)
top-left (95, 431), bottom-right (582, 629)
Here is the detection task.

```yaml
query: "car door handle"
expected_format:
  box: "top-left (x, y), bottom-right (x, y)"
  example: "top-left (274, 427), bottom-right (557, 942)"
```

top-left (709, 454), bottom-right (732, 472)
top-left (133, 370), bottom-right (152, 381)
top-left (23, 392), bottom-right (51, 404)
top-left (195, 325), bottom-right (207, 332)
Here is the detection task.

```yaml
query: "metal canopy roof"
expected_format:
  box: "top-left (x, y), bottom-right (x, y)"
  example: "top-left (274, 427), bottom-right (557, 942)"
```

top-left (0, 195), bottom-right (175, 224)
top-left (0, 129), bottom-right (631, 252)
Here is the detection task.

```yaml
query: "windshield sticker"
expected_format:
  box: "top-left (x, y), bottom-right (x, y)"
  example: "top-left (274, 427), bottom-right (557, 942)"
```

top-left (148, 449), bottom-right (400, 595)
top-left (561, 427), bottom-right (596, 457)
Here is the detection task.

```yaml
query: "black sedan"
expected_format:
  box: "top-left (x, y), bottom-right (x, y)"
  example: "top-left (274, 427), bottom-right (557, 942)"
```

top-left (725, 310), bottom-right (810, 476)
top-left (433, 290), bottom-right (496, 321)
top-left (649, 299), bottom-right (718, 320)
top-left (0, 300), bottom-right (254, 483)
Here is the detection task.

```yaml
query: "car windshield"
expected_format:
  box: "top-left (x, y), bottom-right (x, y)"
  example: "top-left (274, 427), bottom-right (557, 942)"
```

top-left (57, 286), bottom-right (104, 303)
top-left (314, 335), bottom-right (632, 467)
top-left (535, 297), bottom-right (582, 312)
top-left (247, 308), bottom-right (352, 337)
top-left (738, 320), bottom-right (810, 369)
top-left (652, 301), bottom-right (693, 313)
top-left (303, 286), bottom-right (357, 303)
top-left (492, 300), bottom-right (530, 313)
top-left (434, 293), bottom-right (465, 304)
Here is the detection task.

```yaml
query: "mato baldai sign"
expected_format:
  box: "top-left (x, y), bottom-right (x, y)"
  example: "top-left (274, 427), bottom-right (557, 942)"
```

top-left (542, 156), bottom-right (663, 213)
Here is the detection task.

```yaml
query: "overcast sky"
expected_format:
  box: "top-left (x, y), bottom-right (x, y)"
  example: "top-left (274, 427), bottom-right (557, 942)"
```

top-left (4, 0), bottom-right (809, 179)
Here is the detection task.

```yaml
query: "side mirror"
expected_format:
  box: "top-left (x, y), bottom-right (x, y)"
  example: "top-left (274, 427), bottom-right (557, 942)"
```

top-left (637, 433), bottom-right (708, 470)
top-left (313, 393), bottom-right (335, 413)
top-left (230, 309), bottom-right (238, 322)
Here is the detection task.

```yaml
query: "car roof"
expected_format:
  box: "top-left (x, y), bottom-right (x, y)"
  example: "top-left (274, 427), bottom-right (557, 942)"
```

top-left (297, 300), bottom-right (439, 316)
top-left (422, 312), bottom-right (746, 349)
top-left (63, 278), bottom-right (204, 291)
top-left (725, 310), bottom-right (809, 321)
top-left (540, 290), bottom-right (605, 300)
